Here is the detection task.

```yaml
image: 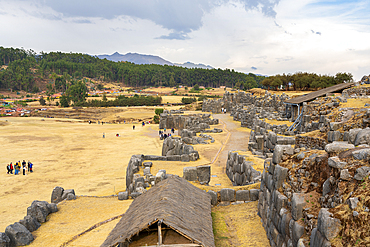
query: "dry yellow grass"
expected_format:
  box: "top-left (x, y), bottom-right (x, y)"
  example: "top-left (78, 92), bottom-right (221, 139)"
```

top-left (29, 197), bottom-right (131, 247)
top-left (339, 98), bottom-right (370, 108)
top-left (212, 201), bottom-right (269, 247)
top-left (0, 117), bottom-right (162, 232)
top-left (0, 111), bottom-right (268, 246)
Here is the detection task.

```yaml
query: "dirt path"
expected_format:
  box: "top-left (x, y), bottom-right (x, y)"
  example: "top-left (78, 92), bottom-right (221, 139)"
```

top-left (208, 114), bottom-right (269, 247)
top-left (208, 114), bottom-right (251, 187)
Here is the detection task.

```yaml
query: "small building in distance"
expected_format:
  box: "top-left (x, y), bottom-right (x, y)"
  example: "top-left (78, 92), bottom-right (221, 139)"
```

top-left (101, 176), bottom-right (214, 247)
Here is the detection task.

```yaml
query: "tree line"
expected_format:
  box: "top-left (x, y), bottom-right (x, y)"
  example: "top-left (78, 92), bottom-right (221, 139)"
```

top-left (0, 46), bottom-right (265, 92)
top-left (260, 72), bottom-right (353, 91)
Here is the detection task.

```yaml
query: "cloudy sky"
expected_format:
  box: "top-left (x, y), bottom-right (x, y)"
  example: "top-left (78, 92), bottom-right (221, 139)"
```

top-left (1, 0), bottom-right (369, 80)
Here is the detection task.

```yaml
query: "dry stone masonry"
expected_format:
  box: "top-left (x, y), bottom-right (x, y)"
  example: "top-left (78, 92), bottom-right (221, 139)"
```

top-left (226, 151), bottom-right (261, 186)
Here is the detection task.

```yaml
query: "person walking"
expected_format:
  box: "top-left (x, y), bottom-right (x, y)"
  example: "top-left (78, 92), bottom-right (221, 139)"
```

top-left (23, 165), bottom-right (26, 175)
top-left (29, 162), bottom-right (33, 173)
top-left (10, 162), bottom-right (13, 174)
top-left (22, 160), bottom-right (26, 169)
top-left (133, 125), bottom-right (135, 130)
top-left (27, 161), bottom-right (31, 172)
top-left (6, 164), bottom-right (10, 174)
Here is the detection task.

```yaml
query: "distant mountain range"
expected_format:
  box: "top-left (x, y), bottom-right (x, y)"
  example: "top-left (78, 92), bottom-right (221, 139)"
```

top-left (95, 52), bottom-right (214, 69)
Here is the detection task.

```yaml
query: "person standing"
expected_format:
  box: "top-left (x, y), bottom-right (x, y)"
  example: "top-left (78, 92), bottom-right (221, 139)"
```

top-left (23, 165), bottom-right (26, 175)
top-left (133, 125), bottom-right (135, 130)
top-left (27, 161), bottom-right (31, 172)
top-left (6, 164), bottom-right (10, 174)
top-left (14, 163), bottom-right (18, 175)
top-left (29, 162), bottom-right (33, 173)
top-left (10, 162), bottom-right (13, 174)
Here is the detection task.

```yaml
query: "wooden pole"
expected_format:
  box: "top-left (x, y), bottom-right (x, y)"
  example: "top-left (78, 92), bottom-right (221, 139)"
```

top-left (158, 220), bottom-right (163, 246)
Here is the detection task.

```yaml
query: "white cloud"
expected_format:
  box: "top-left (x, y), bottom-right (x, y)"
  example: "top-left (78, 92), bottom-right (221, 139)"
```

top-left (0, 0), bottom-right (370, 80)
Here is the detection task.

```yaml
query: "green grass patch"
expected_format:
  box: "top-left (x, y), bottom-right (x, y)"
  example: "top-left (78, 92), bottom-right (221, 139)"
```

top-left (211, 211), bottom-right (229, 246)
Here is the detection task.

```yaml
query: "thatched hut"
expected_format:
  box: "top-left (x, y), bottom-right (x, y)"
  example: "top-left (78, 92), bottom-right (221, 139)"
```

top-left (101, 176), bottom-right (215, 247)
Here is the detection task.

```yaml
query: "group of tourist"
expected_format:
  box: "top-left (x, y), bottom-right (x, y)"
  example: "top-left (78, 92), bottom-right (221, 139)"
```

top-left (6, 160), bottom-right (33, 175)
top-left (159, 128), bottom-right (175, 140)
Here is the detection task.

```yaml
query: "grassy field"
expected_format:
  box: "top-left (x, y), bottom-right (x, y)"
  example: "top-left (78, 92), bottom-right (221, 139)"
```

top-left (0, 110), bottom-right (268, 246)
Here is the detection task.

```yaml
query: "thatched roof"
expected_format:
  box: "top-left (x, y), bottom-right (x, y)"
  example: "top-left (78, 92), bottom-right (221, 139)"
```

top-left (284, 82), bottom-right (354, 104)
top-left (101, 176), bottom-right (214, 247)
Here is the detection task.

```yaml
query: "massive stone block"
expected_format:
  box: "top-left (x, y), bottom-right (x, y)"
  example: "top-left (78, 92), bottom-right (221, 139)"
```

top-left (220, 188), bottom-right (235, 202)
top-left (291, 193), bottom-right (306, 221)
top-left (5, 222), bottom-right (34, 247)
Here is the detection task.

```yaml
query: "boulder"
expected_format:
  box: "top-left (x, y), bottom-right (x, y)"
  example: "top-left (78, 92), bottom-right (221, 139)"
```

top-left (5, 222), bottom-right (34, 246)
top-left (0, 232), bottom-right (10, 247)
top-left (67, 193), bottom-right (76, 200)
top-left (61, 189), bottom-right (76, 201)
top-left (118, 191), bottom-right (128, 200)
top-left (354, 166), bottom-right (370, 181)
top-left (354, 128), bottom-right (370, 146)
top-left (340, 169), bottom-right (352, 181)
top-left (47, 203), bottom-right (58, 213)
top-left (328, 156), bottom-right (347, 169)
top-left (27, 200), bottom-right (51, 223)
top-left (317, 208), bottom-right (341, 241)
top-left (325, 142), bottom-right (354, 153)
top-left (196, 165), bottom-right (211, 184)
top-left (220, 188), bottom-right (235, 202)
top-left (348, 128), bottom-right (362, 144)
top-left (51, 186), bottom-right (64, 204)
top-left (352, 148), bottom-right (370, 161)
top-left (330, 122), bottom-right (342, 131)
top-left (19, 215), bottom-right (41, 232)
top-left (348, 197), bottom-right (359, 209)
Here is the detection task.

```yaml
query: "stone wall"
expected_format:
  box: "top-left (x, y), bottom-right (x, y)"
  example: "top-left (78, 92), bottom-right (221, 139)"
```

top-left (159, 112), bottom-right (218, 134)
top-left (342, 87), bottom-right (370, 97)
top-left (162, 137), bottom-right (200, 161)
top-left (225, 151), bottom-right (261, 186)
top-left (206, 188), bottom-right (260, 206)
top-left (257, 145), bottom-right (343, 247)
top-left (248, 125), bottom-right (295, 158)
top-left (203, 90), bottom-right (289, 116)
top-left (183, 165), bottom-right (211, 185)
top-left (295, 135), bottom-right (327, 150)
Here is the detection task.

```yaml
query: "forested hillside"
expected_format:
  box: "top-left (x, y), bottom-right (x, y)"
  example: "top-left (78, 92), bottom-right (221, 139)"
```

top-left (260, 72), bottom-right (353, 91)
top-left (0, 47), bottom-right (264, 93)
